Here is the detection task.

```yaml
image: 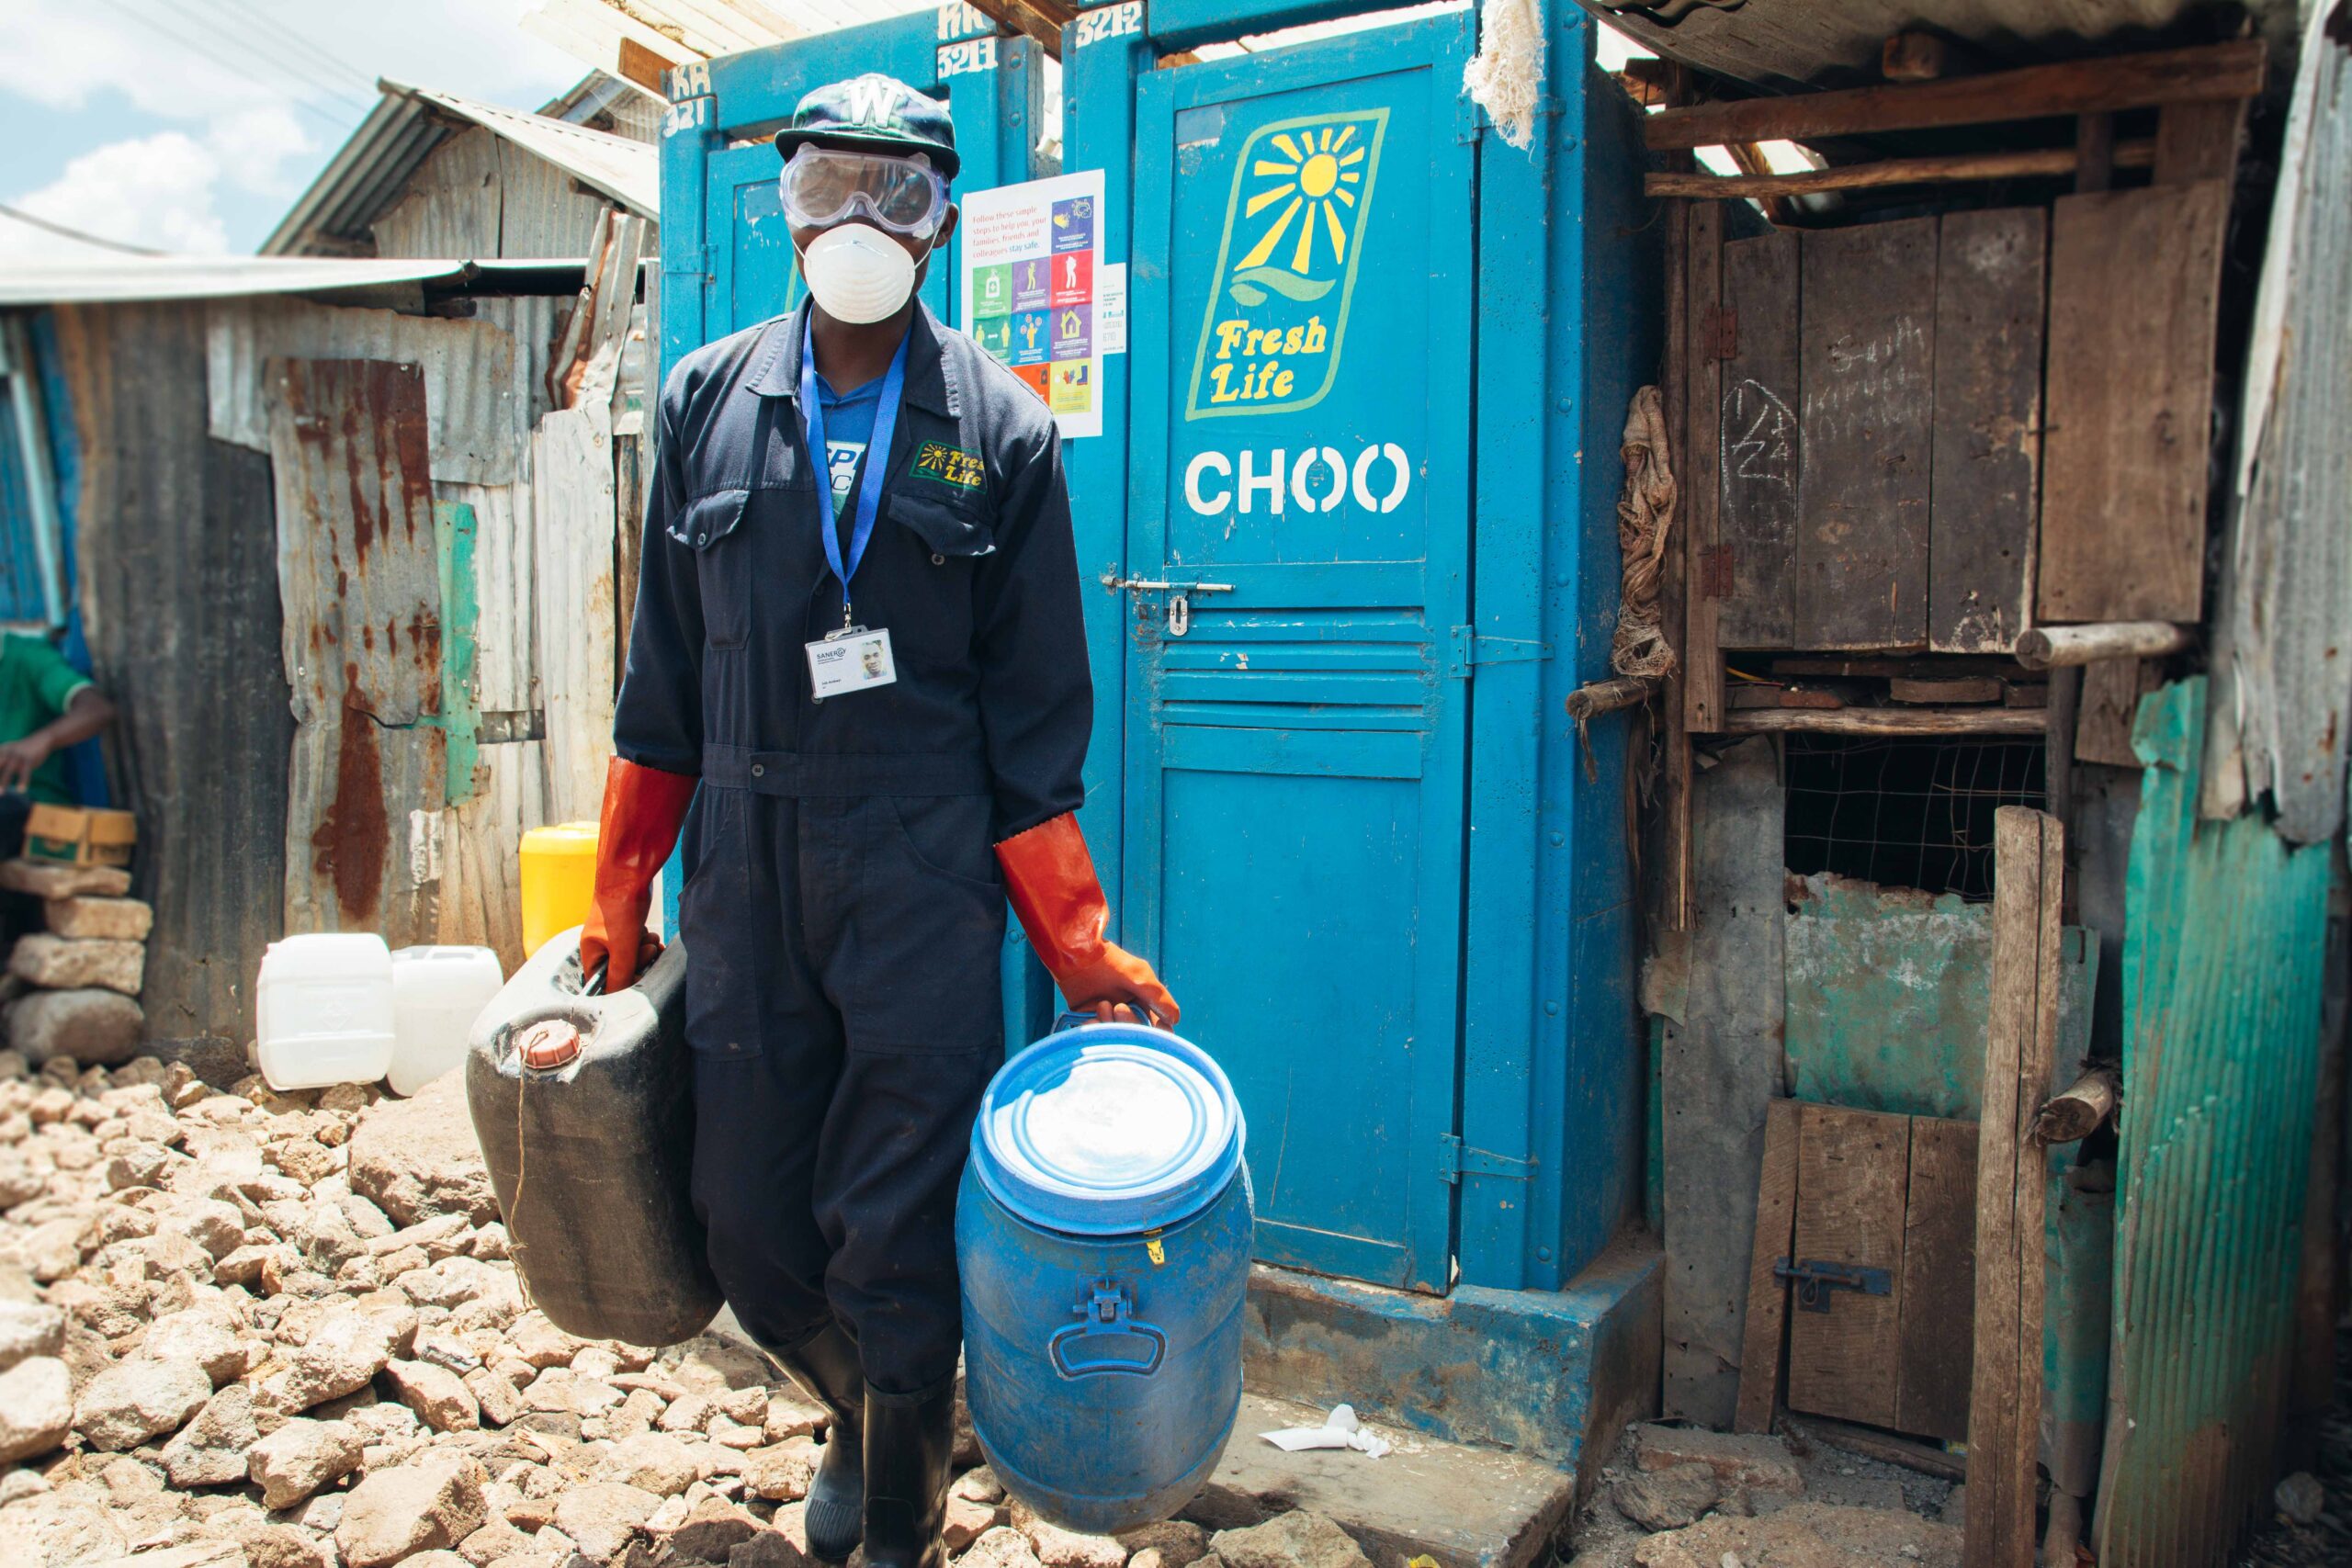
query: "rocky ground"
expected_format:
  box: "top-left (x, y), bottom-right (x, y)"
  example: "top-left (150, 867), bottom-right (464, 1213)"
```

top-left (2238, 1327), bottom-right (2351, 1568)
top-left (1563, 1423), bottom-right (1963, 1568)
top-left (0, 1051), bottom-right (1380, 1568)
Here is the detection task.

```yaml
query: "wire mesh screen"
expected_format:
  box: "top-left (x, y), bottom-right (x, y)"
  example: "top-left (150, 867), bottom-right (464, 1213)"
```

top-left (1782, 736), bottom-right (2047, 901)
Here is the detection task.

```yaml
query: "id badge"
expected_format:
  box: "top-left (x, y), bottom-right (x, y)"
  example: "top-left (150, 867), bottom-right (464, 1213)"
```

top-left (807, 625), bottom-right (898, 700)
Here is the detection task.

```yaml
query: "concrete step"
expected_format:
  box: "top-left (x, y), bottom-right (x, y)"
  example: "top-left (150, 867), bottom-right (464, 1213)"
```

top-left (1182, 1393), bottom-right (1577, 1568)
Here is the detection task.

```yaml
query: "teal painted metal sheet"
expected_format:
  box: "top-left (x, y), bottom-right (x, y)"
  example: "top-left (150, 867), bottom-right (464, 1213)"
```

top-left (2096, 678), bottom-right (2336, 1568)
top-left (1783, 871), bottom-right (2097, 1121)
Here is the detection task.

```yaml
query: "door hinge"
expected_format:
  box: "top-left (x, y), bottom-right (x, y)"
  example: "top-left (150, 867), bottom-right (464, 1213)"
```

top-left (1449, 626), bottom-right (1552, 680)
top-left (1696, 546), bottom-right (1736, 600)
top-left (1705, 304), bottom-right (1738, 359)
top-left (1438, 1134), bottom-right (1537, 1185)
top-left (1773, 1257), bottom-right (1894, 1314)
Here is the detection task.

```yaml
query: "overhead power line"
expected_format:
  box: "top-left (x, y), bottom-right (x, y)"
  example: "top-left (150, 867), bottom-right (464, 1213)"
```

top-left (92, 0), bottom-right (370, 130)
top-left (0, 202), bottom-right (169, 256)
top-left (198, 0), bottom-right (380, 100)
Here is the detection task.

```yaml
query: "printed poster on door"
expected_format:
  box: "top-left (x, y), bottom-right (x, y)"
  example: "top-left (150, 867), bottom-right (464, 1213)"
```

top-left (958, 169), bottom-right (1105, 440)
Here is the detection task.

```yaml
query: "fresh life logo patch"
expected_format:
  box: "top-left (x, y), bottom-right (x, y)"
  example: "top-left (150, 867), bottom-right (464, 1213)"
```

top-left (1185, 108), bottom-right (1387, 421)
top-left (910, 440), bottom-right (985, 491)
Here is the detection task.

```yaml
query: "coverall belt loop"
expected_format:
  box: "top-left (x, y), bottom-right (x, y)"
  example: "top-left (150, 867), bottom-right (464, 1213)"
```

top-left (701, 744), bottom-right (989, 797)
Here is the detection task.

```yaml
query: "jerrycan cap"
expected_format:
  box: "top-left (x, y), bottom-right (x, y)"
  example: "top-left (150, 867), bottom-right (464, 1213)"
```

top-left (971, 1016), bottom-right (1243, 1236)
top-left (517, 1020), bottom-right (582, 1070)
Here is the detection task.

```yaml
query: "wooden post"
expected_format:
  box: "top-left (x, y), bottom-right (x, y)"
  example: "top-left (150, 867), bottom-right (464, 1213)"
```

top-left (1682, 200), bottom-right (1725, 734)
top-left (1658, 198), bottom-right (1694, 929)
top-left (1733, 1098), bottom-right (1802, 1433)
top-left (2032, 1066), bottom-right (2120, 1145)
top-left (1966, 807), bottom-right (2065, 1568)
top-left (2015, 621), bottom-right (2193, 669)
top-left (1566, 676), bottom-right (1656, 720)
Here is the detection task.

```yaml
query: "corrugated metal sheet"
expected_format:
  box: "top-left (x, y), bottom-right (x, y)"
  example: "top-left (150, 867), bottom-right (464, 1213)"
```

top-left (47, 301), bottom-right (294, 1045)
top-left (266, 79), bottom-right (655, 258)
top-left (2209, 13), bottom-right (2352, 842)
top-left (434, 477), bottom-right (542, 976)
top-left (207, 299), bottom-right (533, 485)
top-left (493, 135), bottom-right (618, 259)
top-left (370, 126), bottom-right (505, 260)
top-left (268, 356), bottom-right (447, 945)
top-left (1578, 0), bottom-right (2292, 94)
top-left (532, 403), bottom-right (618, 824)
top-left (2095, 677), bottom-right (2337, 1568)
top-left (0, 370), bottom-right (52, 624)
top-left (386, 82), bottom-right (659, 218)
top-left (540, 69), bottom-right (663, 143)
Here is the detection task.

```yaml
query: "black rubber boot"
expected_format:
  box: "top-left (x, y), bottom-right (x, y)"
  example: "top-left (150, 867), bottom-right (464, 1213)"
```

top-left (861, 1380), bottom-right (957, 1568)
top-left (764, 1323), bottom-right (865, 1560)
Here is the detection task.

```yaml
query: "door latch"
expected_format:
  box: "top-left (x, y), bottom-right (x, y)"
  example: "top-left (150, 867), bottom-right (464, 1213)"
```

top-left (1773, 1257), bottom-right (1894, 1314)
top-left (1101, 574), bottom-right (1235, 639)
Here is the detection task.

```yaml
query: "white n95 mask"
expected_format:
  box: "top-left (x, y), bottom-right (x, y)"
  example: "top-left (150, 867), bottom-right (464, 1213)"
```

top-left (798, 222), bottom-right (925, 324)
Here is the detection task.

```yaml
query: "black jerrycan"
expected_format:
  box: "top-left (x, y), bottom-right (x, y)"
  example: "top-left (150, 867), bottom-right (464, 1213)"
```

top-left (466, 930), bottom-right (720, 1347)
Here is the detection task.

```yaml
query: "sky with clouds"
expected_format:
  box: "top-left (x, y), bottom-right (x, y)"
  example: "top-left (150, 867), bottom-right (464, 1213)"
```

top-left (0, 0), bottom-right (588, 261)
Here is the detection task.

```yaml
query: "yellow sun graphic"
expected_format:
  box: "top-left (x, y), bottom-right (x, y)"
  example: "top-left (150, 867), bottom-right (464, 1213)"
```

top-left (1236, 124), bottom-right (1366, 276)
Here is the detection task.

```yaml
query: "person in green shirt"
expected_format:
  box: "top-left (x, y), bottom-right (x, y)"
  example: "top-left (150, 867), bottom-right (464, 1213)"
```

top-left (0, 631), bottom-right (114, 815)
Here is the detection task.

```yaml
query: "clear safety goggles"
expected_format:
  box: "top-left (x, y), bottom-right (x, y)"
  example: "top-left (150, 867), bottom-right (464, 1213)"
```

top-left (780, 148), bottom-right (950, 239)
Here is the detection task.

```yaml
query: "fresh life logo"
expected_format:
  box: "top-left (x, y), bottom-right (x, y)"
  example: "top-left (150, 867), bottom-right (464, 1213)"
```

top-left (1185, 108), bottom-right (1387, 421)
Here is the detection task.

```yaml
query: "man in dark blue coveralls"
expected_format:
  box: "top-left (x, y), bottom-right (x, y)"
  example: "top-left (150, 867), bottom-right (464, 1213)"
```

top-left (576, 75), bottom-right (1181, 1568)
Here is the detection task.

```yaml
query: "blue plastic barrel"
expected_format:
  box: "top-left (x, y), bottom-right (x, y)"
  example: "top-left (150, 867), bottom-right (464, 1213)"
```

top-left (957, 1017), bottom-right (1252, 1533)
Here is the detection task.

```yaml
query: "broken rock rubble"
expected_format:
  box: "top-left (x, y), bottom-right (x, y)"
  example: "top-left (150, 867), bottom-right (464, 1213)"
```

top-left (1569, 1424), bottom-right (1963, 1568)
top-left (0, 1049), bottom-right (1420, 1568)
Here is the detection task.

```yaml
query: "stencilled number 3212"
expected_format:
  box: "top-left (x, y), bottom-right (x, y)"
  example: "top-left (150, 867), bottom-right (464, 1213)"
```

top-left (1076, 2), bottom-right (1142, 47)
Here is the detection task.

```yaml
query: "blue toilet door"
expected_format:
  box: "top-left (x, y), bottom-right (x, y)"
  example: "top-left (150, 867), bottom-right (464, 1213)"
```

top-left (1120, 12), bottom-right (1475, 1293)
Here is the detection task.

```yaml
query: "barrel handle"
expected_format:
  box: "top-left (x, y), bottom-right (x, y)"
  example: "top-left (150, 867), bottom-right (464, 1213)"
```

top-left (1048, 1279), bottom-right (1166, 1379)
top-left (1051, 1003), bottom-right (1168, 1033)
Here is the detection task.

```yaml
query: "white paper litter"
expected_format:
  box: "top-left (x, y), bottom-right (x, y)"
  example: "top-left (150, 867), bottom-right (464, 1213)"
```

top-left (1260, 1403), bottom-right (1392, 1459)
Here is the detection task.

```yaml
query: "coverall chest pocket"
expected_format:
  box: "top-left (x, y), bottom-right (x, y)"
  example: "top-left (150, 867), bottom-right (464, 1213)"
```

top-left (672, 489), bottom-right (752, 649)
top-left (888, 494), bottom-right (996, 662)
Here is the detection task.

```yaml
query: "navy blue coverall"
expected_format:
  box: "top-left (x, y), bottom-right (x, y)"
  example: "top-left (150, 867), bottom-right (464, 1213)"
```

top-left (613, 299), bottom-right (1091, 1395)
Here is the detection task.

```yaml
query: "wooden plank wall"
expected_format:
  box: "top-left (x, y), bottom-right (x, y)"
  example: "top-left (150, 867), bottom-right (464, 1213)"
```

top-left (1795, 218), bottom-right (1936, 649)
top-left (1715, 231), bottom-right (1801, 649)
top-left (1775, 1103), bottom-right (1981, 1444)
top-left (2037, 182), bottom-right (2229, 624)
top-left (1928, 209), bottom-right (2046, 653)
top-left (1671, 183), bottom-right (2222, 707)
top-left (1895, 1116), bottom-right (1979, 1438)
top-left (1681, 202), bottom-right (1726, 731)
top-left (52, 302), bottom-right (296, 1047)
top-left (1786, 1104), bottom-right (1910, 1425)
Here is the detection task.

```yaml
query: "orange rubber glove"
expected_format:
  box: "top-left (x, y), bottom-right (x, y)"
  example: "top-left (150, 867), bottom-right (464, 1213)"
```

top-left (995, 813), bottom-right (1180, 1026)
top-left (578, 757), bottom-right (698, 991)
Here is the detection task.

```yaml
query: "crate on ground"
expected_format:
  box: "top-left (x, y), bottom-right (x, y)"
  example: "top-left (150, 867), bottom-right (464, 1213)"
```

top-left (23, 805), bottom-right (136, 868)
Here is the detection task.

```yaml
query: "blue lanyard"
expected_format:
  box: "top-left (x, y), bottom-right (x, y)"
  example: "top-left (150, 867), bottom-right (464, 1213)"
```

top-left (798, 313), bottom-right (910, 621)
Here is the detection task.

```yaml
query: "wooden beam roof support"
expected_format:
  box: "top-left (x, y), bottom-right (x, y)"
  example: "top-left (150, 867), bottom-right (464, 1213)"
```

top-left (1647, 141), bottom-right (2154, 199)
top-left (967, 0), bottom-right (1075, 58)
top-left (1643, 39), bottom-right (2266, 152)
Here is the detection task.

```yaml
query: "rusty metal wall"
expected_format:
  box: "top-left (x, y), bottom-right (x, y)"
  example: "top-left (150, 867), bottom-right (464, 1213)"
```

top-left (207, 297), bottom-right (532, 485)
top-left (48, 301), bottom-right (295, 1047)
top-left (267, 358), bottom-right (447, 948)
top-left (2095, 676), bottom-right (2337, 1567)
